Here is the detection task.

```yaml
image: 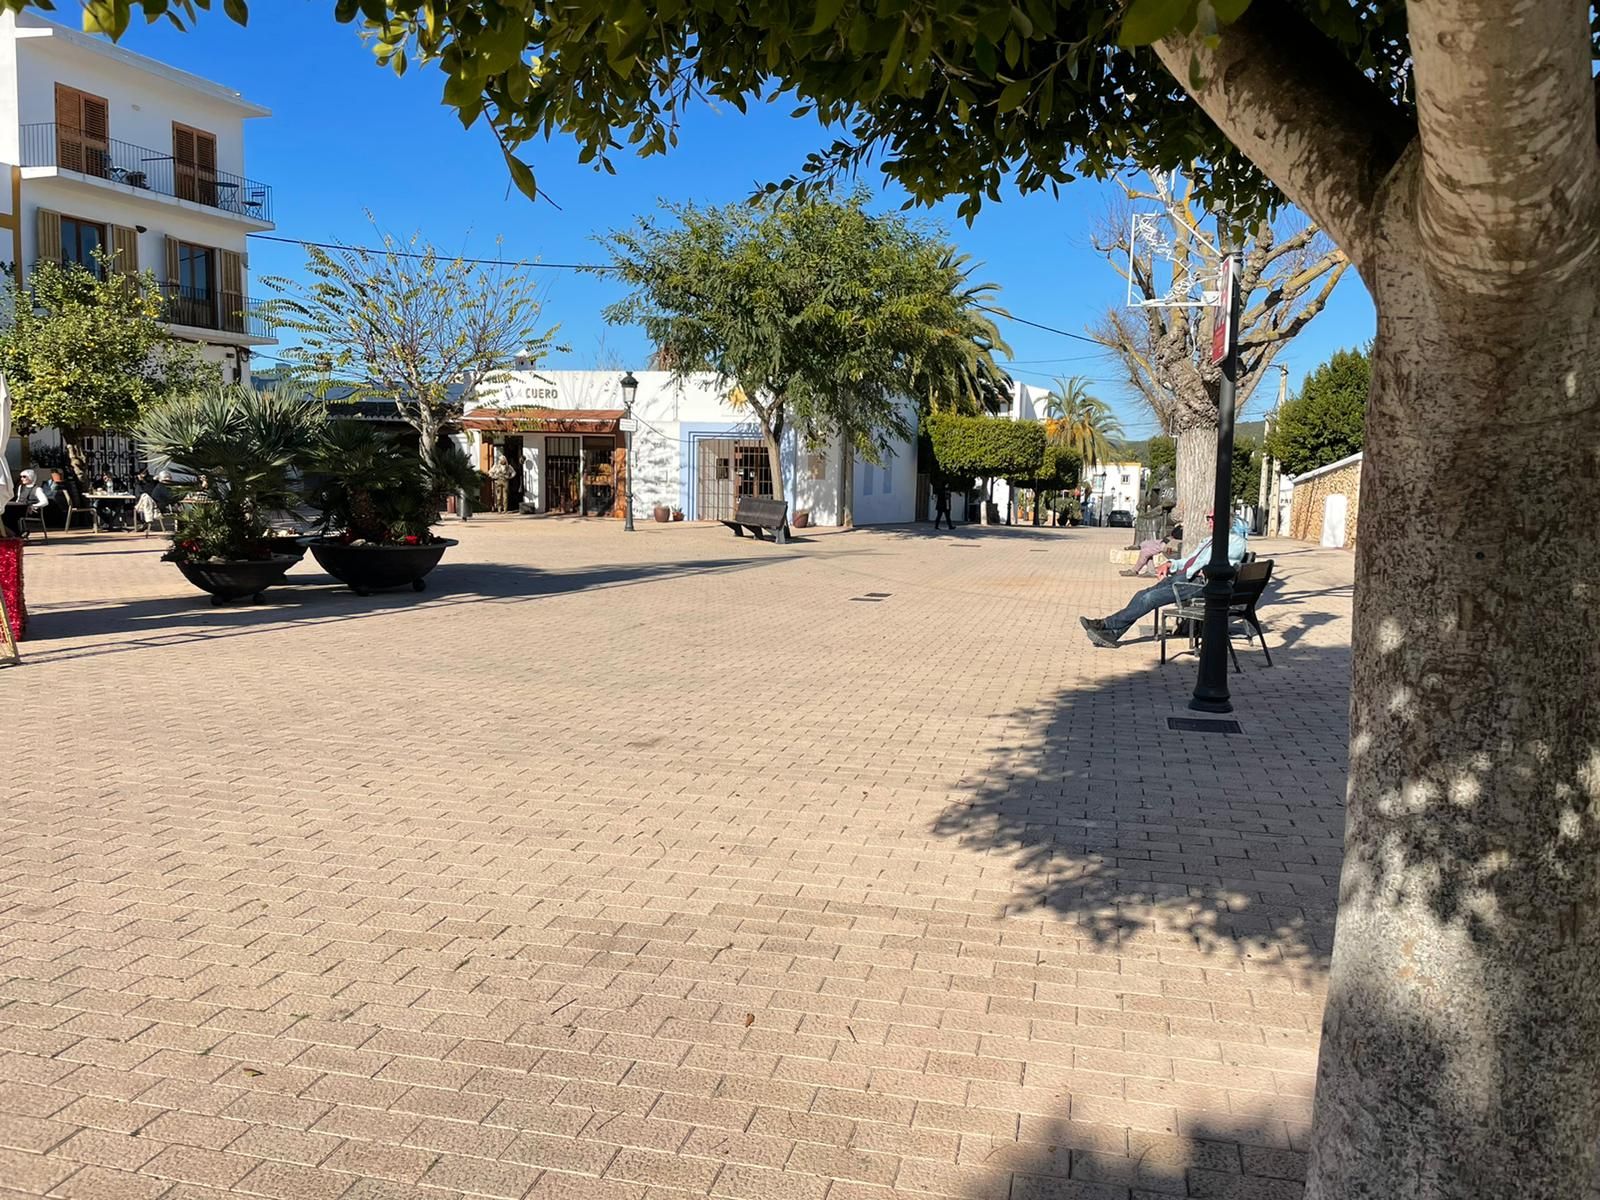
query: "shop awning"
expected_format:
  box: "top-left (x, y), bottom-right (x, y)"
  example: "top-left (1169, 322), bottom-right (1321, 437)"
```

top-left (462, 408), bottom-right (624, 435)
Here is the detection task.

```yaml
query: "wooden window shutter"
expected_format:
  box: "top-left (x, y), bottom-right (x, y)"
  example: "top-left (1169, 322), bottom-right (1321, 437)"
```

top-left (164, 235), bottom-right (179, 287)
top-left (173, 125), bottom-right (196, 201)
top-left (37, 209), bottom-right (61, 266)
top-left (54, 84), bottom-right (83, 172)
top-left (173, 124), bottom-right (216, 204)
top-left (111, 226), bottom-right (138, 281)
top-left (219, 249), bottom-right (244, 332)
top-left (54, 85), bottom-right (109, 175)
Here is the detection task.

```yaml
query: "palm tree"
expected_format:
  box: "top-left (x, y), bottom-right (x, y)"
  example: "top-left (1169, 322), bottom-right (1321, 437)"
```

top-left (1045, 375), bottom-right (1123, 468)
top-left (906, 250), bottom-right (1012, 414)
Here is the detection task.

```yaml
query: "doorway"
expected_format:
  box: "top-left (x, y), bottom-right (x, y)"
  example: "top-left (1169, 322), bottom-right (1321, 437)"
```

top-left (582, 437), bottom-right (617, 516)
top-left (545, 436), bottom-right (580, 513)
top-left (503, 436), bottom-right (524, 511)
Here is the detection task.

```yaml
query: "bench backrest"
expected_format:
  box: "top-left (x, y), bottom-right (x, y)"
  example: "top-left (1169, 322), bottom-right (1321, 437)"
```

top-left (733, 495), bottom-right (788, 528)
top-left (1231, 558), bottom-right (1274, 607)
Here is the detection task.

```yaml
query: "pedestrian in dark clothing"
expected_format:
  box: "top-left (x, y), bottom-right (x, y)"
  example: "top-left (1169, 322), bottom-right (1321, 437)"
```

top-left (933, 484), bottom-right (954, 530)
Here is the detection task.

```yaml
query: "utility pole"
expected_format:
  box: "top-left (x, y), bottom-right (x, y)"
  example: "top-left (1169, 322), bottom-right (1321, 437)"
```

top-left (1258, 365), bottom-right (1286, 534)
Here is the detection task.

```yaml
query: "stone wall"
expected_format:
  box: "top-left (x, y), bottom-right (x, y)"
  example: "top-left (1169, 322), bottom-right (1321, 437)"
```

top-left (1289, 460), bottom-right (1361, 548)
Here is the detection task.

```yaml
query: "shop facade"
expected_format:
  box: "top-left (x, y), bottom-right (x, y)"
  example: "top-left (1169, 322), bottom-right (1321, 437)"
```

top-left (462, 370), bottom-right (920, 525)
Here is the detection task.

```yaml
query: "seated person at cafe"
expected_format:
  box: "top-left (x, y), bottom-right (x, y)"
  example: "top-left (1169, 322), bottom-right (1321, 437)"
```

top-left (1080, 511), bottom-right (1248, 648)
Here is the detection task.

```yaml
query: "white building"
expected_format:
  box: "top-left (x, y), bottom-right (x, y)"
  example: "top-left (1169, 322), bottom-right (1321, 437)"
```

top-left (0, 11), bottom-right (274, 382)
top-left (462, 370), bottom-right (918, 526)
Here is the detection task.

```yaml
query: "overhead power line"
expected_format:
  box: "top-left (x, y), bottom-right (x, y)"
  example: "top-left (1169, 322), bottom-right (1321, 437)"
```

top-left (247, 234), bottom-right (1112, 347)
top-left (247, 232), bottom-right (611, 272)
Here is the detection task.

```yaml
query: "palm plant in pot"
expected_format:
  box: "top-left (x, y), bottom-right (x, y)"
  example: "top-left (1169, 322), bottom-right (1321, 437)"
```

top-left (135, 386), bottom-right (324, 605)
top-left (306, 421), bottom-right (460, 595)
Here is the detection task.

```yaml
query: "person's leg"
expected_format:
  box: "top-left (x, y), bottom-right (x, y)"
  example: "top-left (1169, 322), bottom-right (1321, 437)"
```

top-left (1097, 578), bottom-right (1202, 641)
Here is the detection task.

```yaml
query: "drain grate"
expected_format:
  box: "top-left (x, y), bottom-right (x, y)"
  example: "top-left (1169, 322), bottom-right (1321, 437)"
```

top-left (1168, 716), bottom-right (1243, 735)
top-left (850, 593), bottom-right (892, 602)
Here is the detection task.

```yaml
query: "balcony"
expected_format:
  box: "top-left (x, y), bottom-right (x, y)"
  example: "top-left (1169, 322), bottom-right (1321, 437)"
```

top-left (159, 283), bottom-right (276, 341)
top-left (19, 123), bottom-right (273, 224)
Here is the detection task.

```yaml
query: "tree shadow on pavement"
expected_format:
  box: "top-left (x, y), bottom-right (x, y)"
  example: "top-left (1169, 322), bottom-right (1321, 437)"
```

top-left (20, 554), bottom-right (807, 663)
top-left (931, 637), bottom-right (1351, 974)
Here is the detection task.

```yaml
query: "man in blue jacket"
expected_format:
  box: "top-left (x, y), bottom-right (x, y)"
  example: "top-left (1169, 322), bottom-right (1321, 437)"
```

top-left (1080, 510), bottom-right (1248, 648)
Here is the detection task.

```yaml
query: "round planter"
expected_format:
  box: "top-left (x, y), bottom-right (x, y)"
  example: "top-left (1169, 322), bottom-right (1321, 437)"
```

top-left (652, 506), bottom-right (672, 523)
top-left (172, 554), bottom-right (300, 605)
top-left (792, 511), bottom-right (810, 529)
top-left (309, 538), bottom-right (456, 596)
top-left (671, 512), bottom-right (684, 522)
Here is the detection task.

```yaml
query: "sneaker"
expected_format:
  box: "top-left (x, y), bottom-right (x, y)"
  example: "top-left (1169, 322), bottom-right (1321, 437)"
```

top-left (1118, 568), bottom-right (1139, 577)
top-left (1079, 616), bottom-right (1120, 649)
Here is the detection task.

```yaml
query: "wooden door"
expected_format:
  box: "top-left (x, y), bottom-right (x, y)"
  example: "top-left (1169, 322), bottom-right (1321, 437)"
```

top-left (173, 123), bottom-right (218, 206)
top-left (55, 85), bottom-right (109, 177)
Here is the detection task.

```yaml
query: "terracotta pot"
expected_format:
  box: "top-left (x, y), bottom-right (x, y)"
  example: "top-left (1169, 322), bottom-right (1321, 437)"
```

top-left (792, 511), bottom-right (810, 529)
top-left (653, 506), bottom-right (671, 523)
top-left (672, 512), bottom-right (684, 522)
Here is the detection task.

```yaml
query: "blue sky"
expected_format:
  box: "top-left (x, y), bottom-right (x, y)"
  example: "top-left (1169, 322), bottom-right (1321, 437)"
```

top-left (116, 7), bottom-right (1376, 441)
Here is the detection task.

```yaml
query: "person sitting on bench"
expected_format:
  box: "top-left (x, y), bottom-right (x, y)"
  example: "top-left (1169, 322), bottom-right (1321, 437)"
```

top-left (1080, 511), bottom-right (1247, 649)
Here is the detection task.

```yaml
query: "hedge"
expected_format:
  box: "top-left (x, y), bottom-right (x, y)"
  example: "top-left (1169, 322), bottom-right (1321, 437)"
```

top-left (926, 412), bottom-right (1047, 480)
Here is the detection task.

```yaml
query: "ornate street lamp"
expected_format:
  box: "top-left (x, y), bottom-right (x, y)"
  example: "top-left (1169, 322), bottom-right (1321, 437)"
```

top-left (619, 371), bottom-right (639, 532)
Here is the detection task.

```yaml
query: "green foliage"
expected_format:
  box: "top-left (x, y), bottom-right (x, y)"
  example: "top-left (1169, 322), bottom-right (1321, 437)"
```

top-left (1044, 376), bottom-right (1122, 468)
top-left (1012, 442), bottom-right (1080, 490)
top-left (135, 386), bottom-right (325, 562)
top-left (0, 257), bottom-right (209, 449)
top-left (32, 1), bottom-right (1417, 227)
top-left (262, 219), bottom-right (562, 467)
top-left (1231, 436), bottom-right (1258, 505)
top-left (1145, 435), bottom-right (1177, 475)
top-left (309, 420), bottom-right (444, 544)
top-left (1266, 347), bottom-right (1370, 475)
top-left (603, 191), bottom-right (1005, 493)
top-left (926, 412), bottom-right (1046, 481)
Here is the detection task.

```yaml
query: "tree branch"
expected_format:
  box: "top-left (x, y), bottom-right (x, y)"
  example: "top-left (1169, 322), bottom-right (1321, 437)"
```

top-left (1154, 4), bottom-right (1412, 276)
top-left (1408, 0), bottom-right (1599, 294)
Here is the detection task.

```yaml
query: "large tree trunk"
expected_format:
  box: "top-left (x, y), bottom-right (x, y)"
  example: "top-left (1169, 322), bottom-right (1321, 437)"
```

top-left (1173, 422), bottom-right (1216, 554)
top-left (761, 418), bottom-right (785, 508)
top-left (63, 429), bottom-right (89, 484)
top-left (1305, 254), bottom-right (1600, 1199)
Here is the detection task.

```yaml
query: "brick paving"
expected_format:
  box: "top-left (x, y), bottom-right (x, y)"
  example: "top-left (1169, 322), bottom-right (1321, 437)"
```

top-left (1, 519), bottom-right (1354, 1200)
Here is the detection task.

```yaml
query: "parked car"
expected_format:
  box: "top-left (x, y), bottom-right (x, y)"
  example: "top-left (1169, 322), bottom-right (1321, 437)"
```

top-left (1108, 509), bottom-right (1136, 527)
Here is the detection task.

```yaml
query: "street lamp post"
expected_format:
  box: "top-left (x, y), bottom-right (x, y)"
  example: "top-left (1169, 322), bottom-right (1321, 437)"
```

top-left (619, 371), bottom-right (639, 532)
top-left (1191, 247), bottom-right (1243, 713)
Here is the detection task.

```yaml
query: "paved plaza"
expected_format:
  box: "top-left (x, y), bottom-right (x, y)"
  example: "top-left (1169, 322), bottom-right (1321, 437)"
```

top-left (1, 519), bottom-right (1354, 1200)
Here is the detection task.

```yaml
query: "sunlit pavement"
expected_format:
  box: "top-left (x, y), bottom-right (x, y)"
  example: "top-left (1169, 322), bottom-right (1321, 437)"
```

top-left (1, 517), bottom-right (1352, 1200)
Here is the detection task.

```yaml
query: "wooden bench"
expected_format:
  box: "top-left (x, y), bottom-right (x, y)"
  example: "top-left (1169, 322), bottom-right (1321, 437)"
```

top-left (721, 496), bottom-right (790, 544)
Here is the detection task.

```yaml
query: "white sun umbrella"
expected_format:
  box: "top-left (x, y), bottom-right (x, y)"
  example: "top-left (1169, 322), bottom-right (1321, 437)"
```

top-left (0, 371), bottom-right (12, 500)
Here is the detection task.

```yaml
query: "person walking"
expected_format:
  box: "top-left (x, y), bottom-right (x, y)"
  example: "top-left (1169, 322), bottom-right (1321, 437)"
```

top-left (933, 481), bottom-right (954, 530)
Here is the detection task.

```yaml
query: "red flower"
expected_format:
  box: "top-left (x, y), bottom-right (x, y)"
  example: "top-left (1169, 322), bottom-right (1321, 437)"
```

top-left (402, 534), bottom-right (420, 545)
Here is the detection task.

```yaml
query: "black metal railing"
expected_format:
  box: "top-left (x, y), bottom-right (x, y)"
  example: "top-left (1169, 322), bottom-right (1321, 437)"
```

top-left (20, 122), bottom-right (273, 223)
top-left (158, 283), bottom-right (276, 339)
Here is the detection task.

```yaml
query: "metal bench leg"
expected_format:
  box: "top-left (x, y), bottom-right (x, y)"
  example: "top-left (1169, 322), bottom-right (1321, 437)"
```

top-left (1248, 614), bottom-right (1272, 667)
top-left (774, 524), bottom-right (789, 545)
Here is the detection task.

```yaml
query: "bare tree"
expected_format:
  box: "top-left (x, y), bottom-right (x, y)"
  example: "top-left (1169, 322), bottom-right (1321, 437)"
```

top-left (1092, 171), bottom-right (1347, 548)
top-left (264, 219), bottom-right (561, 472)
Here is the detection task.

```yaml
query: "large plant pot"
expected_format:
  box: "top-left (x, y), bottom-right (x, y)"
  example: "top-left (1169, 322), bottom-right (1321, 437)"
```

top-left (310, 538), bottom-right (456, 596)
top-left (173, 555), bottom-right (300, 605)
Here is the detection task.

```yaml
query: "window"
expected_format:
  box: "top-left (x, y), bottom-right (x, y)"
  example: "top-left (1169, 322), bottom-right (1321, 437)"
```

top-left (173, 123), bottom-right (219, 206)
top-left (178, 243), bottom-right (213, 298)
top-left (863, 465), bottom-right (875, 497)
top-left (55, 85), bottom-right (109, 176)
top-left (60, 217), bottom-right (105, 274)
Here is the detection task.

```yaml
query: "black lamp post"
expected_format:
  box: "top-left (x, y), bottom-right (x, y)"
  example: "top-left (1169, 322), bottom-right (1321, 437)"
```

top-left (1191, 247), bottom-right (1242, 713)
top-left (620, 370), bottom-right (638, 532)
